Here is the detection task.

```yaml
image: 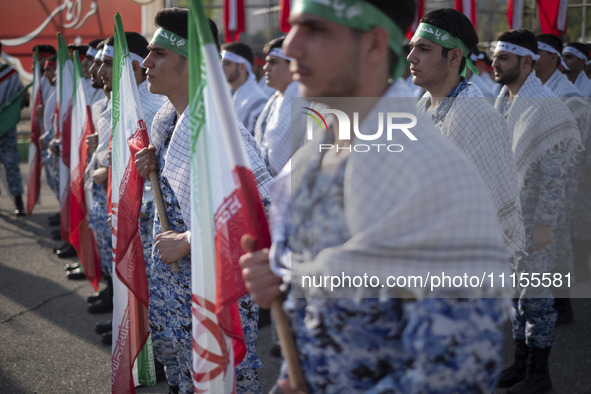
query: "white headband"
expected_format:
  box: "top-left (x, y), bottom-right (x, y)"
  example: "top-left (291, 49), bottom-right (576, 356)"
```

top-left (495, 41), bottom-right (540, 61)
top-left (221, 50), bottom-right (253, 75)
top-left (86, 47), bottom-right (98, 58)
top-left (268, 47), bottom-right (292, 61)
top-left (538, 41), bottom-right (568, 70)
top-left (94, 48), bottom-right (103, 61)
top-left (563, 45), bottom-right (587, 61)
top-left (101, 44), bottom-right (146, 68)
top-left (103, 45), bottom-right (114, 58)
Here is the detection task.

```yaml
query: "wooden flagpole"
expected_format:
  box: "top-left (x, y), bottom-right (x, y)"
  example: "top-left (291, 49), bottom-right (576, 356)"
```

top-left (149, 170), bottom-right (180, 274)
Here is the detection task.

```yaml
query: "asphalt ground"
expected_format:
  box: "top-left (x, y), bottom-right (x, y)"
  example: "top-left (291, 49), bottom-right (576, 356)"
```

top-left (0, 162), bottom-right (589, 393)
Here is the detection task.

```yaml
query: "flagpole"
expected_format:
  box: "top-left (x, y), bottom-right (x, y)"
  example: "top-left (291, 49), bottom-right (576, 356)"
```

top-left (149, 171), bottom-right (180, 274)
top-left (270, 299), bottom-right (307, 391)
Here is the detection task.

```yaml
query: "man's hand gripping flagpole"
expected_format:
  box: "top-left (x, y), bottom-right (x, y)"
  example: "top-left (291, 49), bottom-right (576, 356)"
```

top-left (240, 235), bottom-right (307, 393)
top-left (135, 145), bottom-right (181, 274)
top-left (149, 170), bottom-right (181, 274)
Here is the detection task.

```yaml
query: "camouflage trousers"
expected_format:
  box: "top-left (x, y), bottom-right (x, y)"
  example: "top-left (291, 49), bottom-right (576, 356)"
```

top-left (511, 247), bottom-right (557, 348)
top-left (0, 128), bottom-right (23, 197)
top-left (139, 200), bottom-right (154, 283)
top-left (88, 183), bottom-right (112, 276)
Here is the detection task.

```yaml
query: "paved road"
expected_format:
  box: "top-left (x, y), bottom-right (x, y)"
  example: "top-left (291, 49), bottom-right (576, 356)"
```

top-left (0, 163), bottom-right (589, 393)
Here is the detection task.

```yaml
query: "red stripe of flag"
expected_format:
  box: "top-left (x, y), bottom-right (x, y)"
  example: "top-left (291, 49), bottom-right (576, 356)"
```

top-left (224, 0), bottom-right (245, 42)
top-left (27, 55), bottom-right (43, 215)
top-left (279, 0), bottom-right (291, 33)
top-left (406, 0), bottom-right (424, 40)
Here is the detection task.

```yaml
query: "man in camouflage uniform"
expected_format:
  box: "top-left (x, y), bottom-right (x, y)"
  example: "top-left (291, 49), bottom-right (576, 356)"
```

top-left (135, 9), bottom-right (272, 394)
top-left (410, 8), bottom-right (525, 262)
top-left (241, 1), bottom-right (514, 393)
top-left (535, 33), bottom-right (591, 324)
top-left (0, 42), bottom-right (26, 216)
top-left (493, 29), bottom-right (581, 394)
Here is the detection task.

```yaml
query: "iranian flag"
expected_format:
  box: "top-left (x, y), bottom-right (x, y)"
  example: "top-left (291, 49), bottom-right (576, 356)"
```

top-left (189, 1), bottom-right (271, 392)
top-left (454, 0), bottom-right (477, 29)
top-left (223, 0), bottom-right (245, 42)
top-left (507, 0), bottom-right (523, 29)
top-left (56, 33), bottom-right (73, 243)
top-left (69, 52), bottom-right (100, 290)
top-left (110, 13), bottom-right (152, 394)
top-left (26, 47), bottom-right (43, 214)
top-left (538, 0), bottom-right (568, 36)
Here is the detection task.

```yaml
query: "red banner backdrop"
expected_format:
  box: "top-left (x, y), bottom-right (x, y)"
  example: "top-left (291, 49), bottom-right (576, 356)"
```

top-left (0, 0), bottom-right (142, 73)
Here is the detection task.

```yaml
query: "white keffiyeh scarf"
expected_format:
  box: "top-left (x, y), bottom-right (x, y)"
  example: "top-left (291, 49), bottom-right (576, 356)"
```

top-left (287, 81), bottom-right (512, 299)
top-left (418, 83), bottom-right (525, 259)
top-left (544, 69), bottom-right (591, 145)
top-left (495, 72), bottom-right (581, 188)
top-left (232, 77), bottom-right (268, 133)
top-left (151, 101), bottom-right (273, 229)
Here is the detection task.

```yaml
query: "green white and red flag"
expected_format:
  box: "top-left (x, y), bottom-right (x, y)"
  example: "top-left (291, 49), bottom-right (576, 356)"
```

top-left (188, 1), bottom-right (271, 392)
top-left (56, 33), bottom-right (73, 243)
top-left (26, 47), bottom-right (43, 214)
top-left (69, 52), bottom-right (101, 290)
top-left (110, 13), bottom-right (152, 394)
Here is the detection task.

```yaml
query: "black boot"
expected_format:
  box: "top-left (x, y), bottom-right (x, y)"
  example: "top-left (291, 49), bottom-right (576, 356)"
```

top-left (14, 195), bottom-right (25, 217)
top-left (497, 339), bottom-right (528, 388)
top-left (88, 275), bottom-right (113, 313)
top-left (507, 346), bottom-right (552, 394)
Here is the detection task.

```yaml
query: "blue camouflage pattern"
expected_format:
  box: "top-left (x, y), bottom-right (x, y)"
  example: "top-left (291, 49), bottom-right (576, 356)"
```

top-left (88, 182), bottom-right (112, 276)
top-left (149, 118), bottom-right (261, 393)
top-left (139, 199), bottom-right (154, 283)
top-left (555, 147), bottom-right (579, 278)
top-left (282, 157), bottom-right (505, 392)
top-left (235, 294), bottom-right (263, 393)
top-left (512, 144), bottom-right (566, 347)
top-left (40, 131), bottom-right (59, 199)
top-left (0, 128), bottom-right (24, 197)
top-left (149, 127), bottom-right (193, 393)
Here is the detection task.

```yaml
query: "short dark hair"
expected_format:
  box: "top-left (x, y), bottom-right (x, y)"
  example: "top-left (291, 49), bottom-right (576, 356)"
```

top-left (537, 34), bottom-right (562, 68)
top-left (105, 32), bottom-right (149, 58)
top-left (88, 38), bottom-right (104, 49)
top-left (69, 44), bottom-right (89, 54)
top-left (263, 37), bottom-right (286, 59)
top-left (420, 8), bottom-right (478, 74)
top-left (565, 42), bottom-right (589, 60)
top-left (497, 29), bottom-right (538, 54)
top-left (222, 42), bottom-right (254, 66)
top-left (154, 7), bottom-right (220, 52)
top-left (155, 7), bottom-right (188, 39)
top-left (33, 44), bottom-right (57, 56)
top-left (497, 29), bottom-right (538, 67)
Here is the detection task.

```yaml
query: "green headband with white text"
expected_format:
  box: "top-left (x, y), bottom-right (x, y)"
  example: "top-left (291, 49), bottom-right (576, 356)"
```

top-left (414, 23), bottom-right (479, 77)
top-left (292, 0), bottom-right (406, 80)
top-left (152, 27), bottom-right (188, 57)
